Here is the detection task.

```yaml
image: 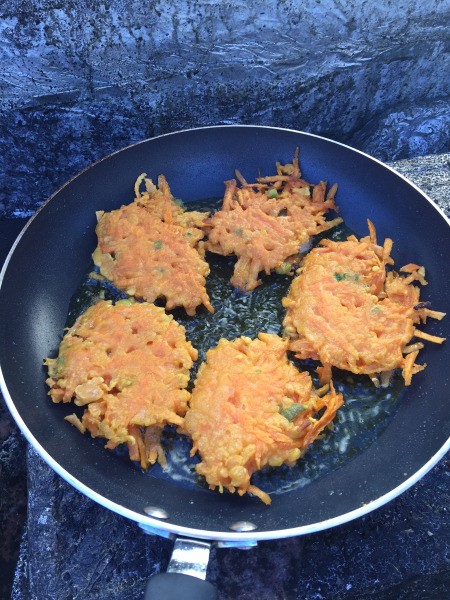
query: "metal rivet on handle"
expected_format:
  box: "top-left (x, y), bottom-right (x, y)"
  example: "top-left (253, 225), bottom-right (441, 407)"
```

top-left (229, 520), bottom-right (257, 532)
top-left (144, 506), bottom-right (169, 519)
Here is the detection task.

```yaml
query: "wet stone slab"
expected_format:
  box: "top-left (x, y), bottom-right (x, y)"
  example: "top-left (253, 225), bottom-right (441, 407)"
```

top-left (0, 0), bottom-right (449, 218)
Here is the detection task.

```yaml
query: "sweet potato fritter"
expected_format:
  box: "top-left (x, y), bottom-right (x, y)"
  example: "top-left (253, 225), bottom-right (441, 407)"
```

top-left (283, 221), bottom-right (446, 386)
top-left (184, 334), bottom-right (343, 505)
top-left (45, 300), bottom-right (198, 467)
top-left (93, 175), bottom-right (213, 316)
top-left (203, 149), bottom-right (342, 291)
top-left (134, 173), bottom-right (208, 246)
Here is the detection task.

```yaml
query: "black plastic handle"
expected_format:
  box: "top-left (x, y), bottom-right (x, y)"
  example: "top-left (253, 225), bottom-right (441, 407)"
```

top-left (145, 572), bottom-right (217, 600)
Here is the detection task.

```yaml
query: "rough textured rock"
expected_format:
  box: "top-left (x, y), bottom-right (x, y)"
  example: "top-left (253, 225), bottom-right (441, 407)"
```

top-left (389, 153), bottom-right (450, 217)
top-left (350, 99), bottom-right (450, 162)
top-left (0, 0), bottom-right (449, 217)
top-left (0, 397), bottom-right (26, 600)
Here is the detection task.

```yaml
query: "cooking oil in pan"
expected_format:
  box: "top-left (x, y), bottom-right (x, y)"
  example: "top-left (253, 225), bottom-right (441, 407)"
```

top-left (65, 203), bottom-right (405, 498)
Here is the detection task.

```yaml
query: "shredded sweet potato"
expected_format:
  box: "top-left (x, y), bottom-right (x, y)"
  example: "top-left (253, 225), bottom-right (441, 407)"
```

top-left (135, 173), bottom-right (208, 245)
top-left (184, 333), bottom-right (343, 504)
top-left (93, 174), bottom-right (213, 315)
top-left (203, 149), bottom-right (342, 292)
top-left (283, 220), bottom-right (446, 385)
top-left (45, 300), bottom-right (198, 467)
top-left (45, 152), bottom-right (447, 506)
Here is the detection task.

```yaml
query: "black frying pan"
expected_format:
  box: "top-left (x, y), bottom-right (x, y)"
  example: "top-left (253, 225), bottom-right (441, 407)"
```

top-left (1, 126), bottom-right (449, 599)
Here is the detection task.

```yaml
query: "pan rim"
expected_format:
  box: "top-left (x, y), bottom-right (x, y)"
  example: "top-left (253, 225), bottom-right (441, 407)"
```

top-left (1, 379), bottom-right (449, 542)
top-left (1, 124), bottom-right (449, 542)
top-left (1, 124), bottom-right (449, 270)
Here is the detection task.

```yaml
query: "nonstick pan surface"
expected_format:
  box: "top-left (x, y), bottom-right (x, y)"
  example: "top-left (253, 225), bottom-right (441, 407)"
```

top-left (1, 125), bottom-right (449, 542)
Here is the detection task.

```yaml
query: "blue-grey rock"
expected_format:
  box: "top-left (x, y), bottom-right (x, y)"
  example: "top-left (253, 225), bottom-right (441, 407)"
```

top-left (0, 0), bottom-right (449, 217)
top-left (0, 396), bottom-right (26, 600)
top-left (350, 100), bottom-right (450, 162)
top-left (391, 152), bottom-right (450, 217)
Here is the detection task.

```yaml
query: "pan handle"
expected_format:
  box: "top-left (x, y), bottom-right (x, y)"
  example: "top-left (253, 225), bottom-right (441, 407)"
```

top-left (144, 573), bottom-right (217, 600)
top-left (144, 537), bottom-right (217, 600)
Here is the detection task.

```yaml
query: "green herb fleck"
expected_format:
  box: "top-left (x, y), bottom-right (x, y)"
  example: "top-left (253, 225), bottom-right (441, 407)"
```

top-left (88, 271), bottom-right (107, 282)
top-left (266, 188), bottom-right (278, 198)
top-left (116, 299), bottom-right (134, 306)
top-left (234, 228), bottom-right (244, 237)
top-left (172, 197), bottom-right (186, 210)
top-left (276, 262), bottom-right (291, 275)
top-left (333, 272), bottom-right (359, 282)
top-left (154, 240), bottom-right (163, 250)
top-left (280, 404), bottom-right (306, 421)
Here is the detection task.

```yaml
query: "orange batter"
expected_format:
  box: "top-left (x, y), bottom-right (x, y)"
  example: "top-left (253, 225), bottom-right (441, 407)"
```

top-left (93, 175), bottom-right (212, 315)
top-left (45, 300), bottom-right (198, 467)
top-left (283, 221), bottom-right (446, 386)
top-left (203, 149), bottom-right (342, 291)
top-left (184, 333), bottom-right (343, 504)
top-left (134, 173), bottom-right (207, 245)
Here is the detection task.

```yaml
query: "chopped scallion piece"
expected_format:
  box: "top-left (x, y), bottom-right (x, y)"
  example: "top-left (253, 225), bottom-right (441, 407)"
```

top-left (116, 299), bottom-right (134, 306)
top-left (276, 262), bottom-right (291, 275)
top-left (266, 188), bottom-right (278, 198)
top-left (172, 197), bottom-right (186, 209)
top-left (333, 272), bottom-right (359, 282)
top-left (280, 404), bottom-right (306, 421)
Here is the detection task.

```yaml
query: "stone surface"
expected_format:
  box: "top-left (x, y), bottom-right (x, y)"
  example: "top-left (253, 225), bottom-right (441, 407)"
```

top-left (0, 218), bottom-right (28, 598)
top-left (0, 0), bottom-right (449, 217)
top-left (0, 400), bottom-right (26, 600)
top-left (350, 99), bottom-right (450, 163)
top-left (2, 153), bottom-right (448, 599)
top-left (390, 152), bottom-right (450, 217)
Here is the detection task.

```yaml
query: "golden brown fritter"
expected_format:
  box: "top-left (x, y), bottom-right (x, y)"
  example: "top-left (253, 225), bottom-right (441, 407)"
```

top-left (283, 221), bottom-right (446, 386)
top-left (134, 173), bottom-right (207, 245)
top-left (203, 149), bottom-right (342, 292)
top-left (184, 333), bottom-right (343, 504)
top-left (45, 300), bottom-right (198, 467)
top-left (93, 182), bottom-right (213, 315)
top-left (205, 180), bottom-right (301, 292)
